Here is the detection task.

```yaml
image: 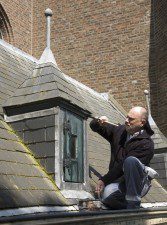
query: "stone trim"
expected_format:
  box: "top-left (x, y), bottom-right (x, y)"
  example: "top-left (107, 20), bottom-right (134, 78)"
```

top-left (4, 108), bottom-right (58, 122)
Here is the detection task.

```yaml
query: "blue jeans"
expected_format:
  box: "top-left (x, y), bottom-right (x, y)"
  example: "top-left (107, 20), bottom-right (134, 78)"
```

top-left (102, 156), bottom-right (151, 209)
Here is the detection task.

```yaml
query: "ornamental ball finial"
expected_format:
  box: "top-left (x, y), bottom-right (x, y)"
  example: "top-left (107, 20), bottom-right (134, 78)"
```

top-left (144, 90), bottom-right (149, 95)
top-left (45, 8), bottom-right (53, 17)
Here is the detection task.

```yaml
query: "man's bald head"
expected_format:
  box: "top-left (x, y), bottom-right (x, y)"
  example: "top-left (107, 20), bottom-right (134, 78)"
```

top-left (125, 106), bottom-right (148, 134)
top-left (129, 106), bottom-right (148, 121)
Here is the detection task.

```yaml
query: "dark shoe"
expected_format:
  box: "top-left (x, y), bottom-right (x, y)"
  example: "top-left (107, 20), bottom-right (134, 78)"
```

top-left (126, 200), bottom-right (140, 209)
top-left (102, 190), bottom-right (126, 210)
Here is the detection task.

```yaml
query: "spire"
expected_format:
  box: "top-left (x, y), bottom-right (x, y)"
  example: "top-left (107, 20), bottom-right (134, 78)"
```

top-left (39, 8), bottom-right (58, 67)
top-left (144, 90), bottom-right (156, 126)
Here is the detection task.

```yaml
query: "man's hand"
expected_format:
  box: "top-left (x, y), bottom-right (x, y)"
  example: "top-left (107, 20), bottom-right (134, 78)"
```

top-left (96, 180), bottom-right (105, 195)
top-left (97, 116), bottom-right (109, 125)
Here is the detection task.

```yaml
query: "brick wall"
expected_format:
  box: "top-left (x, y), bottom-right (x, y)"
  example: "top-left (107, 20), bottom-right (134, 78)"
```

top-left (149, 0), bottom-right (167, 136)
top-left (32, 0), bottom-right (152, 113)
top-left (0, 0), bottom-right (33, 54)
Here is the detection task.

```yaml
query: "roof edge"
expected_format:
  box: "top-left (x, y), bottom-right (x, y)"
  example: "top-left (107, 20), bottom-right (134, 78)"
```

top-left (0, 205), bottom-right (78, 218)
top-left (0, 205), bottom-right (167, 224)
top-left (0, 39), bottom-right (38, 63)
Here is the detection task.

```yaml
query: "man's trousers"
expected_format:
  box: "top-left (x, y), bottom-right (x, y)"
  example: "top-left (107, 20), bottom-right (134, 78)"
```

top-left (102, 156), bottom-right (153, 209)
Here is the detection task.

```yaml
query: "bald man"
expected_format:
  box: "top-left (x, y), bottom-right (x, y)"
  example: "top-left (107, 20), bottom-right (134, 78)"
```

top-left (90, 106), bottom-right (154, 209)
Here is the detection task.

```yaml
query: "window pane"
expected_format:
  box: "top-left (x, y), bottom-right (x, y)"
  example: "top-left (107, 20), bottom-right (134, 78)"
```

top-left (70, 134), bottom-right (77, 159)
top-left (63, 110), bottom-right (84, 183)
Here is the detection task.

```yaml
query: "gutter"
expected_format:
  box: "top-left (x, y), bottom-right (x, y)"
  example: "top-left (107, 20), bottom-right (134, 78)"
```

top-left (0, 207), bottom-right (166, 224)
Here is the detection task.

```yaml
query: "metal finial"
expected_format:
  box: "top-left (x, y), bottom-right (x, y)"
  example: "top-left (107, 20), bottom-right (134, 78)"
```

top-left (39, 8), bottom-right (58, 67)
top-left (144, 90), bottom-right (149, 95)
top-left (144, 89), bottom-right (151, 115)
top-left (45, 8), bottom-right (53, 17)
top-left (45, 8), bottom-right (53, 49)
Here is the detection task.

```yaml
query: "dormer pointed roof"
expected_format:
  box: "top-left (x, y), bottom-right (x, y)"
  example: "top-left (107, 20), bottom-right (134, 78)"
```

top-left (3, 63), bottom-right (90, 115)
top-left (3, 8), bottom-right (90, 115)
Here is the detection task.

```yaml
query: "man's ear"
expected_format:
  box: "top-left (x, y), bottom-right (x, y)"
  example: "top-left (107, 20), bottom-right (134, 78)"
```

top-left (141, 118), bottom-right (146, 127)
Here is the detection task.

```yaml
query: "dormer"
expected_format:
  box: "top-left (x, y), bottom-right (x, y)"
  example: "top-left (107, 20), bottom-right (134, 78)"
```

top-left (3, 9), bottom-right (92, 199)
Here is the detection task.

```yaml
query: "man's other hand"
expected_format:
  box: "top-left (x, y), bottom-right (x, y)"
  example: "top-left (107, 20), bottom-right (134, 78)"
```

top-left (96, 180), bottom-right (105, 195)
top-left (98, 116), bottom-right (109, 124)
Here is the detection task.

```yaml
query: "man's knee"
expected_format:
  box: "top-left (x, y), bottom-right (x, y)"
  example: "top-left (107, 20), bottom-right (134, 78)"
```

top-left (123, 156), bottom-right (143, 172)
top-left (124, 156), bottom-right (139, 166)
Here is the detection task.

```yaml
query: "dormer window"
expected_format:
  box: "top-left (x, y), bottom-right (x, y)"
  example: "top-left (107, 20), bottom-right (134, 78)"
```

top-left (3, 8), bottom-right (91, 199)
top-left (63, 110), bottom-right (84, 183)
top-left (5, 104), bottom-right (90, 198)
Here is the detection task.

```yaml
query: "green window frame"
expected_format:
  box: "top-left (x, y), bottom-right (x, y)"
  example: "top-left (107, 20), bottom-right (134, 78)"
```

top-left (63, 110), bottom-right (84, 183)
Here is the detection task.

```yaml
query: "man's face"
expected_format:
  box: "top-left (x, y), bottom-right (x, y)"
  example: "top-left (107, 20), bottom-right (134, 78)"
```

top-left (125, 109), bottom-right (144, 134)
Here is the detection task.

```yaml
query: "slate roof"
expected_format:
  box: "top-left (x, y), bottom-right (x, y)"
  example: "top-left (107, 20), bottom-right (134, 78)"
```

top-left (0, 39), bottom-right (167, 212)
top-left (0, 41), bottom-right (72, 210)
top-left (65, 74), bottom-right (126, 123)
top-left (151, 121), bottom-right (167, 151)
top-left (142, 179), bottom-right (167, 204)
top-left (3, 63), bottom-right (90, 115)
top-left (0, 40), bottom-right (37, 116)
top-left (0, 118), bottom-right (70, 209)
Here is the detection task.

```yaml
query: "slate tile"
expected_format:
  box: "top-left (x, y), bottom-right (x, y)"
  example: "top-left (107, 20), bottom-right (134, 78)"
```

top-left (35, 73), bottom-right (55, 85)
top-left (0, 68), bottom-right (21, 85)
top-left (0, 190), bottom-right (18, 209)
top-left (39, 66), bottom-right (56, 76)
top-left (26, 115), bottom-right (55, 130)
top-left (39, 157), bottom-right (55, 173)
top-left (0, 138), bottom-right (27, 153)
top-left (28, 141), bottom-right (55, 157)
top-left (46, 127), bottom-right (55, 141)
top-left (0, 128), bottom-right (18, 141)
top-left (0, 174), bottom-right (56, 192)
top-left (24, 129), bottom-right (45, 144)
top-left (0, 149), bottom-right (32, 164)
top-left (151, 162), bottom-right (165, 170)
top-left (0, 161), bottom-right (46, 177)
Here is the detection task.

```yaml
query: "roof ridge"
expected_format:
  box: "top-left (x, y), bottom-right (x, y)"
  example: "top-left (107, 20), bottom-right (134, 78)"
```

top-left (63, 72), bottom-right (106, 100)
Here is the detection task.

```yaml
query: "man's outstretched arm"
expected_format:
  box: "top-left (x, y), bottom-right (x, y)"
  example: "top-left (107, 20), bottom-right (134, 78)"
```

top-left (90, 116), bottom-right (116, 142)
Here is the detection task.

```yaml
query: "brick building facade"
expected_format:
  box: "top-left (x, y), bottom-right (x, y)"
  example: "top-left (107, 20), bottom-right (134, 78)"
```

top-left (0, 0), bottom-right (166, 136)
top-left (149, 0), bottom-right (167, 137)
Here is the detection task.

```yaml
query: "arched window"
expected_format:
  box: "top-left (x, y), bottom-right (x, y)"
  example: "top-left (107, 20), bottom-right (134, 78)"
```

top-left (0, 4), bottom-right (13, 42)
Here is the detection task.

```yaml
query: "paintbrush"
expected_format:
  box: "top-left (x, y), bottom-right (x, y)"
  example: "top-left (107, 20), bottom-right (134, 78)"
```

top-left (89, 115), bottom-right (119, 126)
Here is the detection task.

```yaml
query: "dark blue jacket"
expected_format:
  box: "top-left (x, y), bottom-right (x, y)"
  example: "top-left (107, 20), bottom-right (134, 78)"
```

top-left (90, 119), bottom-right (154, 185)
